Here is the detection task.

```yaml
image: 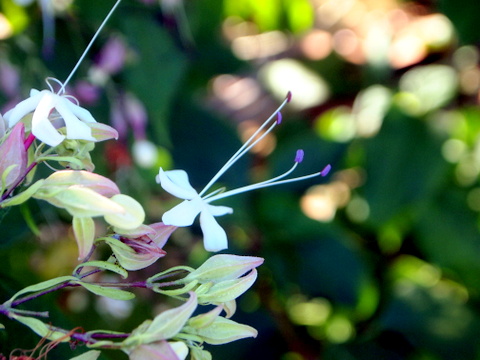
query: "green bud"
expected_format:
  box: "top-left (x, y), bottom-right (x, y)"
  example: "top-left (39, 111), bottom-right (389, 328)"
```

top-left (73, 216), bottom-right (95, 260)
top-left (190, 347), bottom-right (212, 360)
top-left (187, 305), bottom-right (223, 329)
top-left (104, 194), bottom-right (145, 230)
top-left (128, 340), bottom-right (188, 360)
top-left (197, 269), bottom-right (258, 304)
top-left (181, 255), bottom-right (264, 284)
top-left (124, 292), bottom-right (197, 347)
top-left (184, 316), bottom-right (257, 345)
top-left (37, 170), bottom-right (120, 197)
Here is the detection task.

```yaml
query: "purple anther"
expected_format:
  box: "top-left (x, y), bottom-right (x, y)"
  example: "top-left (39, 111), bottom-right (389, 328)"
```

top-left (286, 91), bottom-right (292, 103)
top-left (295, 149), bottom-right (304, 163)
top-left (277, 112), bottom-right (283, 124)
top-left (320, 164), bottom-right (331, 177)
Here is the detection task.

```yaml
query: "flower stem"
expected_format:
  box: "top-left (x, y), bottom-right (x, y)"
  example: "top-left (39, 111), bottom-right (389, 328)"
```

top-left (0, 161), bottom-right (38, 201)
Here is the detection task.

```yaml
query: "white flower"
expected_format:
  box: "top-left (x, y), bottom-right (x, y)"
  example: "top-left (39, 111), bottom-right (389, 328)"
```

top-left (158, 168), bottom-right (233, 252)
top-left (3, 79), bottom-right (97, 147)
top-left (157, 92), bottom-right (331, 252)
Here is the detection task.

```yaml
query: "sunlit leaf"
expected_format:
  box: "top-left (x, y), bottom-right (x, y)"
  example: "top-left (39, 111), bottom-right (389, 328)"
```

top-left (74, 281), bottom-right (135, 301)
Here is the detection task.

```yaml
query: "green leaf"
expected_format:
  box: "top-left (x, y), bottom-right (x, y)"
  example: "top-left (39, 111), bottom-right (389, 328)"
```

top-left (68, 350), bottom-right (101, 360)
top-left (36, 155), bottom-right (85, 168)
top-left (363, 108), bottom-right (449, 226)
top-left (0, 179), bottom-right (45, 207)
top-left (439, 0), bottom-right (480, 44)
top-left (19, 202), bottom-right (41, 236)
top-left (74, 281), bottom-right (135, 301)
top-left (6, 276), bottom-right (75, 305)
top-left (120, 13), bottom-right (188, 146)
top-left (12, 314), bottom-right (70, 342)
top-left (75, 261), bottom-right (128, 279)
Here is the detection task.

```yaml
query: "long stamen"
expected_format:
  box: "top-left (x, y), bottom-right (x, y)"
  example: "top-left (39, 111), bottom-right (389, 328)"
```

top-left (198, 92), bottom-right (291, 197)
top-left (59, 0), bottom-right (122, 94)
top-left (207, 153), bottom-right (331, 203)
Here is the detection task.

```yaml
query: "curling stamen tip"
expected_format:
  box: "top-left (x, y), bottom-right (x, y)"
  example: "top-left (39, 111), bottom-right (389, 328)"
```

top-left (321, 164), bottom-right (331, 177)
top-left (295, 149), bottom-right (304, 163)
top-left (286, 91), bottom-right (292, 103)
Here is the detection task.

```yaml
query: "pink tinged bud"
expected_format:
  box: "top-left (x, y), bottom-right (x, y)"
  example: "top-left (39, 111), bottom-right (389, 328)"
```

top-left (87, 122), bottom-right (119, 142)
top-left (182, 254), bottom-right (264, 284)
top-left (0, 62), bottom-right (20, 97)
top-left (321, 164), bottom-right (332, 176)
top-left (124, 93), bottom-right (148, 140)
top-left (110, 100), bottom-right (128, 140)
top-left (108, 236), bottom-right (166, 271)
top-left (110, 222), bottom-right (176, 271)
top-left (96, 36), bottom-right (127, 75)
top-left (34, 185), bottom-right (126, 218)
top-left (295, 149), bottom-right (304, 163)
top-left (0, 122), bottom-right (27, 190)
top-left (73, 81), bottom-right (100, 105)
top-left (149, 222), bottom-right (178, 248)
top-left (40, 170), bottom-right (120, 197)
top-left (129, 341), bottom-right (189, 360)
top-left (73, 216), bottom-right (95, 260)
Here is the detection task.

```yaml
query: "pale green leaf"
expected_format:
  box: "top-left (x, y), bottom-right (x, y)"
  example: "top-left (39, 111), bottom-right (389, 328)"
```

top-left (0, 179), bottom-right (45, 207)
top-left (12, 314), bottom-right (70, 342)
top-left (69, 350), bottom-right (101, 360)
top-left (75, 260), bottom-right (128, 279)
top-left (37, 155), bottom-right (85, 168)
top-left (74, 281), bottom-right (135, 300)
top-left (6, 275), bottom-right (75, 305)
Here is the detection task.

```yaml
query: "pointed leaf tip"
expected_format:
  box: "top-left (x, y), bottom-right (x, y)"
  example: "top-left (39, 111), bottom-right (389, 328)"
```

top-left (295, 149), bottom-right (304, 163)
top-left (321, 164), bottom-right (331, 176)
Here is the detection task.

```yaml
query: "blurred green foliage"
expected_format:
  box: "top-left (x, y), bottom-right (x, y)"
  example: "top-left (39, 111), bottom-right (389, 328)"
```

top-left (1, 0), bottom-right (480, 359)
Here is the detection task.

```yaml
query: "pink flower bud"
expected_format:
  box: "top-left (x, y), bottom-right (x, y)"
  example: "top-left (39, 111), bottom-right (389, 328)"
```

top-left (0, 62), bottom-right (20, 98)
top-left (0, 122), bottom-right (27, 190)
top-left (110, 222), bottom-right (176, 271)
top-left (124, 93), bottom-right (147, 140)
top-left (73, 81), bottom-right (100, 105)
top-left (95, 36), bottom-right (127, 75)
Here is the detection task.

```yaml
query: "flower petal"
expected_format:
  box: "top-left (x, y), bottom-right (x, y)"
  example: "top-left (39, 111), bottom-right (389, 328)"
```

top-left (3, 90), bottom-right (44, 127)
top-left (199, 210), bottom-right (228, 252)
top-left (157, 168), bottom-right (198, 200)
top-left (31, 92), bottom-right (65, 146)
top-left (63, 98), bottom-right (97, 123)
top-left (162, 198), bottom-right (201, 227)
top-left (56, 99), bottom-right (96, 141)
top-left (207, 204), bottom-right (233, 217)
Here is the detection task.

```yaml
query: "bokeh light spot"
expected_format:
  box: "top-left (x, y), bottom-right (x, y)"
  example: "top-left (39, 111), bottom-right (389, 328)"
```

top-left (325, 316), bottom-right (354, 343)
top-left (288, 298), bottom-right (332, 326)
top-left (260, 58), bottom-right (330, 110)
top-left (346, 196), bottom-right (370, 223)
top-left (300, 30), bottom-right (333, 60)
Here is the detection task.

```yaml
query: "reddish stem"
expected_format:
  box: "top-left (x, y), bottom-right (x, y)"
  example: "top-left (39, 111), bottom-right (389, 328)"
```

top-left (24, 133), bottom-right (36, 151)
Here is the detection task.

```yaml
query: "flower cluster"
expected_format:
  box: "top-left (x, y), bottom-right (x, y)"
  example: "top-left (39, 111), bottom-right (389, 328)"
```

top-left (0, 1), bottom-right (331, 359)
